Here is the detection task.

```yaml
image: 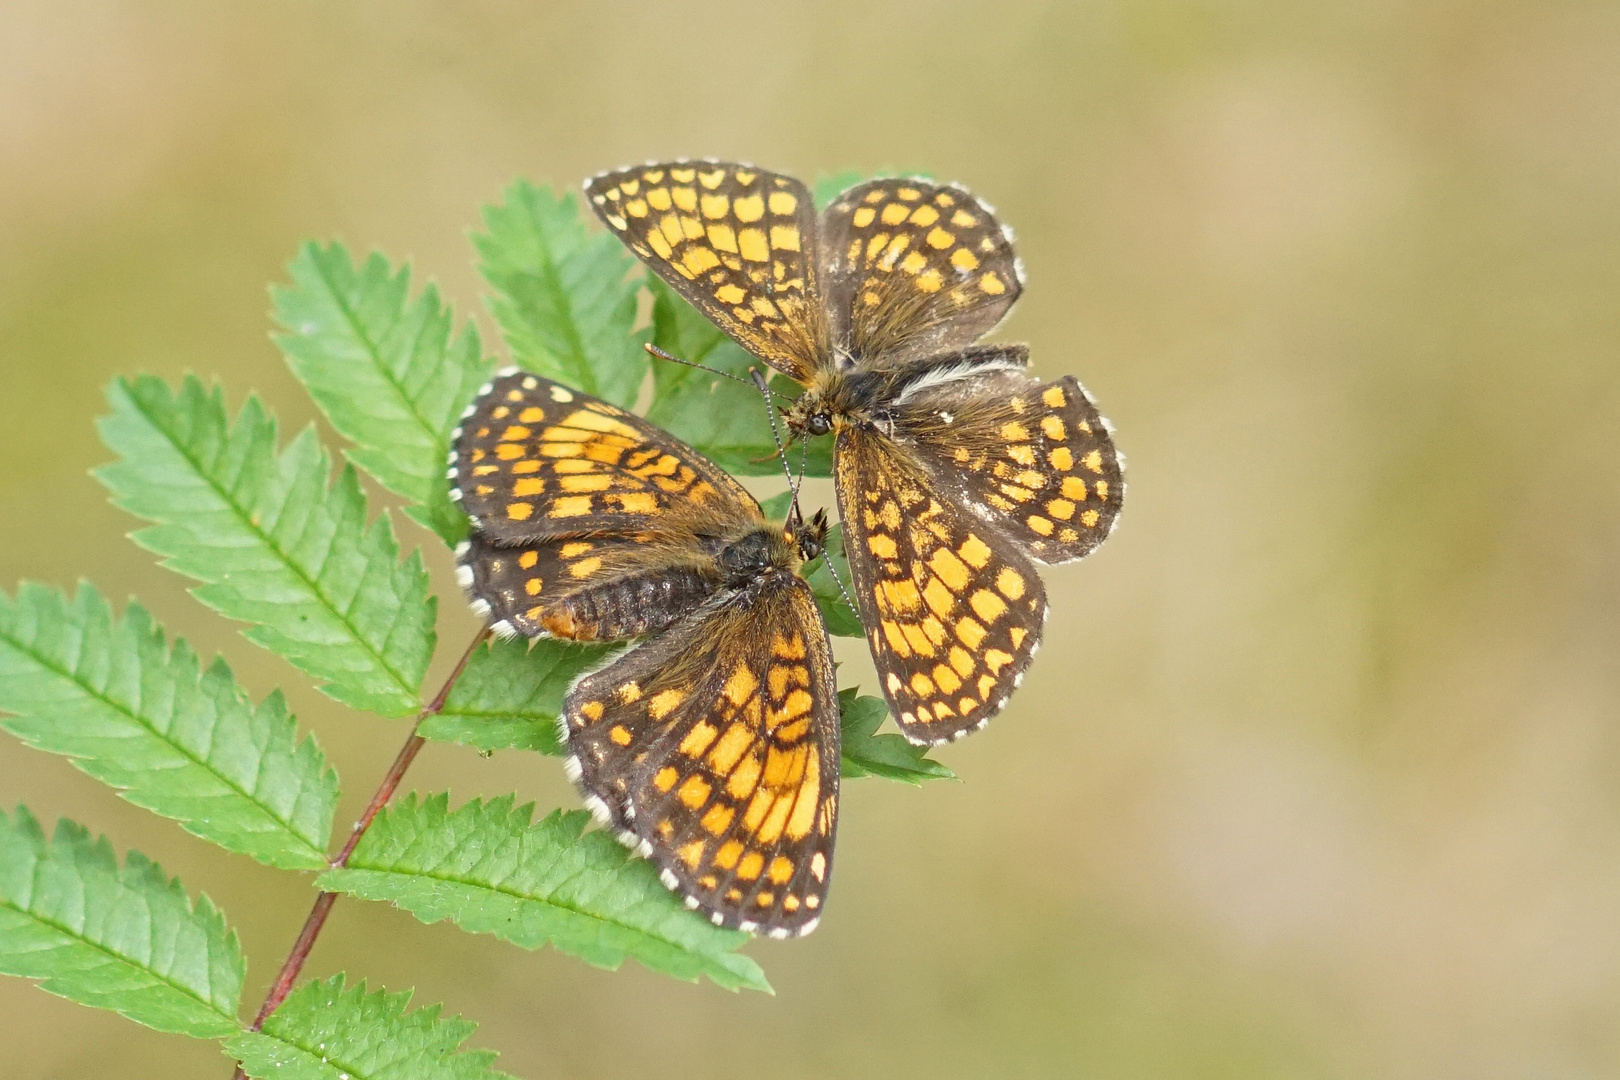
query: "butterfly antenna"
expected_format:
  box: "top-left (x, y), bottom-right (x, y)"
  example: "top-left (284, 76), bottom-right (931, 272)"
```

top-left (815, 512), bottom-right (859, 619)
top-left (645, 343), bottom-right (795, 403)
top-left (750, 367), bottom-right (798, 483)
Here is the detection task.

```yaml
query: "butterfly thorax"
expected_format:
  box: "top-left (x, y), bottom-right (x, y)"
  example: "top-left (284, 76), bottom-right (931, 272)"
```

top-left (783, 367), bottom-right (888, 439)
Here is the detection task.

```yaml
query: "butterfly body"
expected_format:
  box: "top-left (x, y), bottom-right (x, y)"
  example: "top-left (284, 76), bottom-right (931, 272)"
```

top-left (450, 369), bottom-right (840, 935)
top-left (586, 161), bottom-right (1125, 745)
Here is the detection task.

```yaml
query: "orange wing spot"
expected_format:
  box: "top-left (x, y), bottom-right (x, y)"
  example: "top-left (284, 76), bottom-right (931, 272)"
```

top-left (979, 273), bottom-right (1007, 295)
top-left (624, 198), bottom-right (649, 218)
top-left (708, 722), bottom-right (754, 775)
top-left (671, 186), bottom-right (697, 212)
top-left (738, 228), bottom-right (770, 262)
top-left (1042, 385), bottom-right (1067, 408)
top-left (1081, 509), bottom-right (1101, 527)
top-left (581, 700), bottom-right (605, 721)
top-left (678, 774), bottom-right (711, 809)
top-left (643, 688), bottom-right (684, 721)
top-left (707, 223), bottom-right (739, 252)
top-left (701, 803), bottom-right (735, 834)
top-left (774, 689), bottom-right (813, 723)
top-left (560, 542), bottom-right (593, 557)
top-left (1010, 627), bottom-right (1029, 648)
top-left (653, 766), bottom-right (678, 792)
top-left (1061, 476), bottom-right (1087, 500)
top-left (916, 269), bottom-right (943, 292)
top-left (495, 443), bottom-right (526, 460)
top-left (726, 752), bottom-right (763, 799)
top-left (1050, 447), bottom-right (1075, 471)
top-left (910, 672), bottom-right (936, 696)
top-left (805, 894), bottom-right (821, 909)
top-left (977, 673), bottom-right (997, 698)
top-left (985, 649), bottom-right (1015, 674)
top-left (928, 547), bottom-right (971, 591)
top-left (1041, 416), bottom-right (1067, 441)
top-left (768, 190), bottom-right (798, 215)
top-left (866, 232), bottom-right (890, 260)
top-left (950, 248), bottom-right (980, 272)
top-left (506, 502), bottom-right (532, 521)
top-left (736, 851), bottom-right (765, 880)
top-left (679, 720), bottom-right (718, 755)
top-left (524, 578), bottom-right (541, 596)
top-left (922, 577), bottom-right (956, 618)
top-left (879, 578), bottom-right (922, 613)
top-left (1096, 480), bottom-right (1110, 500)
top-left (559, 473), bottom-right (612, 492)
top-left (1083, 449), bottom-right (1105, 473)
top-left (712, 840), bottom-right (744, 870)
top-left (958, 535), bottom-right (993, 569)
top-left (949, 646), bottom-right (975, 677)
top-left (901, 251), bottom-right (928, 274)
top-left (867, 533), bottom-right (899, 560)
top-left (549, 496), bottom-right (592, 517)
top-left (772, 634), bottom-right (807, 659)
top-left (958, 697), bottom-right (978, 715)
top-left (676, 840), bottom-right (705, 869)
top-left (920, 615), bottom-right (947, 646)
top-left (518, 407), bottom-right (545, 423)
top-left (768, 856), bottom-right (794, 884)
top-left (616, 681), bottom-right (642, 703)
top-left (1027, 515), bottom-right (1055, 536)
top-left (608, 725), bottom-right (632, 746)
top-left (897, 186), bottom-right (921, 201)
top-left (900, 623), bottom-right (937, 658)
top-left (880, 202), bottom-right (909, 226)
top-left (882, 619), bottom-right (912, 657)
top-left (863, 188), bottom-right (886, 203)
top-left (614, 492), bottom-right (658, 514)
top-left (1046, 499), bottom-right (1076, 521)
top-left (757, 792), bottom-right (795, 844)
top-left (510, 478), bottom-right (544, 497)
top-left (951, 209), bottom-right (979, 227)
top-left (1000, 421), bottom-right (1030, 441)
top-left (733, 194), bottom-right (765, 221)
top-left (909, 204), bottom-right (939, 226)
top-left (955, 617), bottom-right (987, 649)
top-left (996, 568), bottom-right (1027, 599)
top-left (723, 663), bottom-right (758, 705)
top-left (852, 206), bottom-right (876, 227)
top-left (700, 193), bottom-right (730, 218)
top-left (697, 168), bottom-right (722, 188)
top-left (926, 227), bottom-right (955, 249)
top-left (683, 245), bottom-right (720, 274)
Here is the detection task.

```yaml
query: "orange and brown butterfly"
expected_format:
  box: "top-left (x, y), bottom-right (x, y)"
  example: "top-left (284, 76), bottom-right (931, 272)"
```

top-left (447, 368), bottom-right (840, 936)
top-left (584, 160), bottom-right (1124, 745)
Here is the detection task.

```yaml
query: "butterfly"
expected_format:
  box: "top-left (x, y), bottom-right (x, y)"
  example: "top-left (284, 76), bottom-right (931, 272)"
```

top-left (447, 368), bottom-right (840, 936)
top-left (584, 161), bottom-right (1124, 745)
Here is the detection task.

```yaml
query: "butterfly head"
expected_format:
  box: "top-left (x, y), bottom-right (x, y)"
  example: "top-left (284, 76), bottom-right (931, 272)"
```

top-left (789, 506), bottom-right (831, 564)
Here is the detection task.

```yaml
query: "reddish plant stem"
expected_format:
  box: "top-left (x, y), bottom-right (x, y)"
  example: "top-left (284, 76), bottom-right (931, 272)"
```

top-left (230, 627), bottom-right (489, 1077)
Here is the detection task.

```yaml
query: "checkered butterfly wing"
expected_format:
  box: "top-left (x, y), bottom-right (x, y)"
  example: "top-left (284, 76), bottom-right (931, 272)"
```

top-left (451, 369), bottom-right (753, 543)
top-left (585, 162), bottom-right (826, 383)
top-left (820, 177), bottom-right (1024, 368)
top-left (834, 425), bottom-right (1047, 744)
top-left (563, 573), bottom-right (839, 936)
top-left (891, 350), bottom-right (1126, 563)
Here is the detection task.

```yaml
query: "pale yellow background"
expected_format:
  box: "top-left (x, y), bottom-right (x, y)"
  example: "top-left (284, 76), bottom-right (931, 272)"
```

top-left (3, 2), bottom-right (1618, 1077)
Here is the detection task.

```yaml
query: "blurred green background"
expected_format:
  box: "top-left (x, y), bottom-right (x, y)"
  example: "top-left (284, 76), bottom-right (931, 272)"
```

top-left (3, 1), bottom-right (1619, 1076)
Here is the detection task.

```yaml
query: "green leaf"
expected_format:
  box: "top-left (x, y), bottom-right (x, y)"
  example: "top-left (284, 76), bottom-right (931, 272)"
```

top-left (643, 277), bottom-right (832, 478)
top-left (474, 180), bottom-right (649, 408)
top-left (839, 689), bottom-right (955, 784)
top-left (274, 242), bottom-right (493, 546)
top-left (0, 583), bottom-right (338, 869)
top-left (758, 491), bottom-right (860, 636)
top-left (419, 636), bottom-right (608, 754)
top-left (813, 170), bottom-right (867, 209)
top-left (319, 796), bottom-right (770, 993)
top-left (226, 974), bottom-right (514, 1080)
top-left (96, 375), bottom-right (436, 718)
top-left (0, 807), bottom-right (243, 1038)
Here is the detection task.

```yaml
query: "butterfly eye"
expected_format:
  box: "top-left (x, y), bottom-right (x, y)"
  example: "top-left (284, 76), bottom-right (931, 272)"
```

top-left (806, 414), bottom-right (831, 437)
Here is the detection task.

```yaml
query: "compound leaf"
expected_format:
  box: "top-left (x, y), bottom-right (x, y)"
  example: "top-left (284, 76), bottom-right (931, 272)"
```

top-left (226, 974), bottom-right (514, 1080)
top-left (96, 375), bottom-right (436, 717)
top-left (0, 807), bottom-right (243, 1038)
top-left (474, 180), bottom-right (648, 409)
top-left (319, 795), bottom-right (769, 993)
top-left (0, 583), bottom-right (337, 869)
top-left (274, 242), bottom-right (492, 546)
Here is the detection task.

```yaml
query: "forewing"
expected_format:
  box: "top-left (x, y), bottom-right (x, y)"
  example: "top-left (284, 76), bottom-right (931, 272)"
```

top-left (450, 369), bottom-right (753, 542)
top-left (895, 366), bottom-right (1125, 563)
top-left (562, 576), bottom-right (840, 936)
top-left (820, 178), bottom-right (1024, 367)
top-left (835, 427), bottom-right (1046, 744)
top-left (585, 162), bottom-right (826, 383)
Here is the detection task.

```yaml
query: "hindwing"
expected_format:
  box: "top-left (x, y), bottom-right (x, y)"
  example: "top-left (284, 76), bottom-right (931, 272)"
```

top-left (562, 574), bottom-right (839, 936)
top-left (892, 360), bottom-right (1125, 563)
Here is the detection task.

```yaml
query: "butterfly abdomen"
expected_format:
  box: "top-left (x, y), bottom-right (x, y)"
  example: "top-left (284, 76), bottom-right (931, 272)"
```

top-left (541, 565), bottom-right (720, 641)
